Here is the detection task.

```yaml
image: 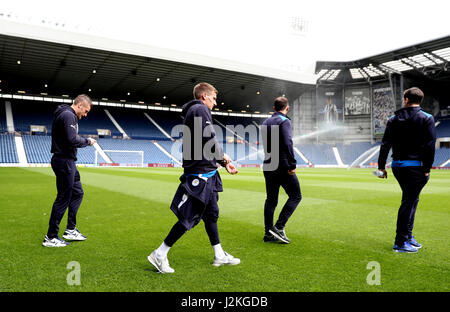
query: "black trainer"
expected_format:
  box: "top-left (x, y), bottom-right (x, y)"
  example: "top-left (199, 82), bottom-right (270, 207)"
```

top-left (269, 226), bottom-right (290, 244)
top-left (263, 233), bottom-right (278, 242)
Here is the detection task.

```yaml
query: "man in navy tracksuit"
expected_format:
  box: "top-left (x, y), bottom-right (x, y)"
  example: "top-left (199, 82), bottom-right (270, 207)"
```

top-left (148, 82), bottom-right (240, 273)
top-left (377, 87), bottom-right (436, 253)
top-left (42, 94), bottom-right (96, 247)
top-left (262, 97), bottom-right (301, 244)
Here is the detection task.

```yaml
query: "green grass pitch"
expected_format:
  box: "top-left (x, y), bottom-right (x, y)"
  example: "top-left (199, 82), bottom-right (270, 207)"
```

top-left (0, 167), bottom-right (448, 292)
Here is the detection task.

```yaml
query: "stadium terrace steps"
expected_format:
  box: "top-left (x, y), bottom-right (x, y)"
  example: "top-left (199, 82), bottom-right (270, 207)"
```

top-left (5, 101), bottom-right (15, 133)
top-left (104, 109), bottom-right (130, 139)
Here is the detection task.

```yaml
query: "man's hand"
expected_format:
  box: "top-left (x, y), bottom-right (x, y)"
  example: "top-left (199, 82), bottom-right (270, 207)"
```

top-left (225, 162), bottom-right (238, 175)
top-left (288, 169), bottom-right (296, 175)
top-left (88, 138), bottom-right (97, 146)
top-left (222, 154), bottom-right (232, 165)
top-left (425, 172), bottom-right (430, 177)
top-left (378, 169), bottom-right (387, 179)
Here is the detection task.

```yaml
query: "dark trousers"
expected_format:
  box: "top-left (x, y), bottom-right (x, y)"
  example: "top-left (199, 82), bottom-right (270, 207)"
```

top-left (263, 169), bottom-right (302, 234)
top-left (164, 191), bottom-right (220, 247)
top-left (47, 156), bottom-right (84, 238)
top-left (392, 167), bottom-right (429, 245)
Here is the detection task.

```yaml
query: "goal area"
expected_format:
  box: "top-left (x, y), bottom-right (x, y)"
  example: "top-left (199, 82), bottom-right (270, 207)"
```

top-left (95, 149), bottom-right (144, 167)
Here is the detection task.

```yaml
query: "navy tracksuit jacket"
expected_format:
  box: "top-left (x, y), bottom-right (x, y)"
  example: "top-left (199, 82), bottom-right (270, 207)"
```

top-left (165, 100), bottom-right (224, 246)
top-left (378, 106), bottom-right (436, 245)
top-left (47, 105), bottom-right (90, 238)
top-left (261, 112), bottom-right (301, 233)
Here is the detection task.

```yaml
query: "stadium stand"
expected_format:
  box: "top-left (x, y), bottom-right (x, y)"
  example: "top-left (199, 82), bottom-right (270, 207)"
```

top-left (0, 133), bottom-right (19, 163)
top-left (157, 140), bottom-right (182, 162)
top-left (436, 119), bottom-right (450, 138)
top-left (22, 134), bottom-right (96, 164)
top-left (361, 148), bottom-right (393, 167)
top-left (106, 108), bottom-right (169, 140)
top-left (146, 110), bottom-right (184, 139)
top-left (12, 100), bottom-right (58, 134)
top-left (22, 135), bottom-right (51, 163)
top-left (97, 138), bottom-right (172, 164)
top-left (297, 143), bottom-right (337, 165)
top-left (1, 99), bottom-right (449, 168)
top-left (78, 107), bottom-right (122, 137)
top-left (433, 148), bottom-right (450, 167)
top-left (336, 142), bottom-right (373, 165)
top-left (0, 102), bottom-right (7, 132)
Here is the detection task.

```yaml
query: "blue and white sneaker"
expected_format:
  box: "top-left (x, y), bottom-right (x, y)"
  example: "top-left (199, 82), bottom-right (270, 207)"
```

top-left (63, 228), bottom-right (87, 241)
top-left (393, 241), bottom-right (418, 253)
top-left (407, 236), bottom-right (422, 249)
top-left (42, 235), bottom-right (70, 247)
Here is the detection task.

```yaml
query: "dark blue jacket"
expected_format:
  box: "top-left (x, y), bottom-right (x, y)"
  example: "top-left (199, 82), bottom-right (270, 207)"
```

top-left (181, 100), bottom-right (224, 174)
top-left (170, 172), bottom-right (223, 230)
top-left (51, 104), bottom-right (90, 160)
top-left (378, 106), bottom-right (436, 173)
top-left (262, 111), bottom-right (297, 171)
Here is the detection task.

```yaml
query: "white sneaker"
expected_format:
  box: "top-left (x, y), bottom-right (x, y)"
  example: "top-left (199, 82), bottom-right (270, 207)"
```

top-left (42, 235), bottom-right (70, 247)
top-left (148, 251), bottom-right (175, 274)
top-left (212, 252), bottom-right (240, 267)
top-left (63, 228), bottom-right (87, 241)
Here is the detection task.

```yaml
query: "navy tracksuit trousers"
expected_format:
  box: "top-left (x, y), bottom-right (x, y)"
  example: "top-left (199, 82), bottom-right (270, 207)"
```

top-left (47, 156), bottom-right (84, 238)
top-left (263, 169), bottom-right (302, 234)
top-left (392, 167), bottom-right (429, 245)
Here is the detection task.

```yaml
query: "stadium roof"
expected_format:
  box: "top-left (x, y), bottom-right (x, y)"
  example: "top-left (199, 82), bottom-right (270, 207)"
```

top-left (0, 21), bottom-right (311, 114)
top-left (315, 36), bottom-right (450, 83)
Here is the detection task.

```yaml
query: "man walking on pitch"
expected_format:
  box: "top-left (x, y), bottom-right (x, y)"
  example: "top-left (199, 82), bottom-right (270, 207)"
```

top-left (148, 82), bottom-right (240, 274)
top-left (262, 97), bottom-right (301, 244)
top-left (42, 94), bottom-right (96, 247)
top-left (377, 87), bottom-right (436, 253)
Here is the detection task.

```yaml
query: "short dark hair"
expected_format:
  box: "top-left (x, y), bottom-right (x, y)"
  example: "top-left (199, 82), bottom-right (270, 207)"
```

top-left (73, 94), bottom-right (92, 107)
top-left (274, 97), bottom-right (289, 111)
top-left (193, 82), bottom-right (218, 99)
top-left (403, 87), bottom-right (424, 105)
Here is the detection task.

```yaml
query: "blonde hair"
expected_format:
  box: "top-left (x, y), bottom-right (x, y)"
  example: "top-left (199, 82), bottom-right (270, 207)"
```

top-left (73, 94), bottom-right (92, 107)
top-left (193, 82), bottom-right (218, 100)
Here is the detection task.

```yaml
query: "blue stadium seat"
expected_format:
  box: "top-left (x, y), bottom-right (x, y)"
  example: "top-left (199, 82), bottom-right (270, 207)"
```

top-left (98, 138), bottom-right (172, 164)
top-left (0, 134), bottom-right (19, 163)
top-left (12, 100), bottom-right (58, 134)
top-left (107, 108), bottom-right (170, 140)
top-left (78, 107), bottom-right (121, 137)
top-left (0, 102), bottom-right (7, 132)
top-left (297, 143), bottom-right (336, 165)
top-left (436, 120), bottom-right (450, 138)
top-left (433, 148), bottom-right (450, 167)
top-left (336, 142), bottom-right (373, 165)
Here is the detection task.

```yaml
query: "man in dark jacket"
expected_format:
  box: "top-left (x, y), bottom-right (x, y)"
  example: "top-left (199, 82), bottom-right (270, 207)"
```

top-left (262, 97), bottom-right (301, 244)
top-left (42, 94), bottom-right (96, 247)
top-left (148, 82), bottom-right (240, 274)
top-left (377, 87), bottom-right (436, 253)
